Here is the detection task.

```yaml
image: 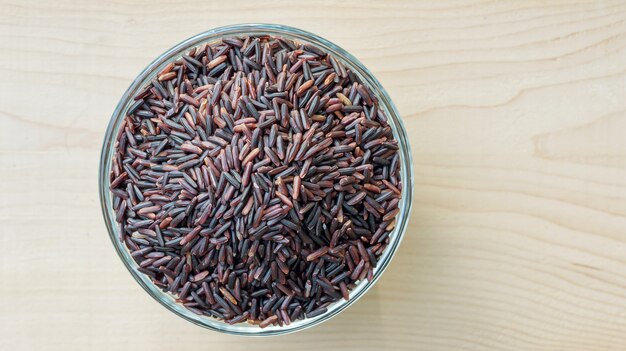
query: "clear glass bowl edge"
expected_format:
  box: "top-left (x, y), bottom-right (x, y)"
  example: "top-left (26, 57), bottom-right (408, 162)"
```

top-left (99, 23), bottom-right (414, 336)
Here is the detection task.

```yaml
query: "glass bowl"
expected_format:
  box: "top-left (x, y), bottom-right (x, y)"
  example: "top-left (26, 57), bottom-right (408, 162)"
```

top-left (99, 23), bottom-right (413, 336)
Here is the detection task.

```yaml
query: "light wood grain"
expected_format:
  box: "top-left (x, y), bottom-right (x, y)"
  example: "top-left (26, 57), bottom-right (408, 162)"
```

top-left (1, 0), bottom-right (626, 350)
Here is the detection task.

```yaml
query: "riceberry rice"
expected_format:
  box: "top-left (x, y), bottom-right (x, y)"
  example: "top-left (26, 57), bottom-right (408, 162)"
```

top-left (110, 34), bottom-right (402, 327)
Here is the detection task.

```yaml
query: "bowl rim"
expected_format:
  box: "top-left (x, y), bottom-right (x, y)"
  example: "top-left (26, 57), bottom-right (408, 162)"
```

top-left (99, 23), bottom-right (413, 336)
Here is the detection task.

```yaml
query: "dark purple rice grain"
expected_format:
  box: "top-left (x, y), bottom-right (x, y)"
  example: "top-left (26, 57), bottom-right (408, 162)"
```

top-left (110, 34), bottom-right (402, 328)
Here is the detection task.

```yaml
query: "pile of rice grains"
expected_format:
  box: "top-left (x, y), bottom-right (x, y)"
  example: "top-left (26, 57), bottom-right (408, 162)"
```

top-left (109, 35), bottom-right (402, 327)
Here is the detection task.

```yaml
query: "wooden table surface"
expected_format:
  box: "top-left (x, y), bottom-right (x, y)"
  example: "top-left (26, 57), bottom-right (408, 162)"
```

top-left (2, 1), bottom-right (626, 350)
